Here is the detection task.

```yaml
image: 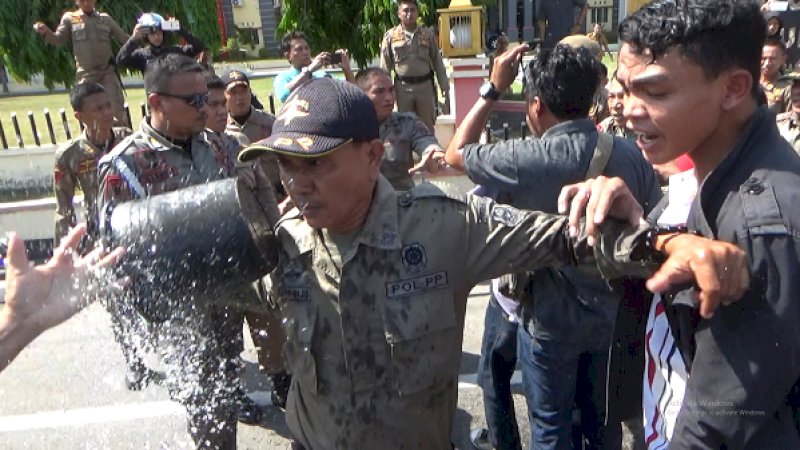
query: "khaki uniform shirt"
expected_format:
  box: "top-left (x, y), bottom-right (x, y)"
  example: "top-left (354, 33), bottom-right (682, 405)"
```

top-left (227, 107), bottom-right (280, 191)
top-left (777, 111), bottom-right (800, 154)
top-left (45, 9), bottom-right (129, 78)
top-left (98, 118), bottom-right (238, 209)
top-left (380, 24), bottom-right (449, 91)
top-left (597, 116), bottom-right (635, 139)
top-left (54, 126), bottom-right (131, 245)
top-left (380, 112), bottom-right (442, 190)
top-left (271, 177), bottom-right (656, 450)
top-left (762, 79), bottom-right (791, 115)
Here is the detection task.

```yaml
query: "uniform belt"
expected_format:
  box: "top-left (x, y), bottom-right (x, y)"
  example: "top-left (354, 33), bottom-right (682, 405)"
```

top-left (396, 72), bottom-right (433, 84)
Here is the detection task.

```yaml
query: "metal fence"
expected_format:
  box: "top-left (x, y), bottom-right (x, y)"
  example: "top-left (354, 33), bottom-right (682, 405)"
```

top-left (0, 94), bottom-right (277, 149)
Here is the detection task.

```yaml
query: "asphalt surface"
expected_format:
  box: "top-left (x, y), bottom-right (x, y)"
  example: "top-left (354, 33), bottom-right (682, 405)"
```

top-left (0, 282), bottom-right (533, 449)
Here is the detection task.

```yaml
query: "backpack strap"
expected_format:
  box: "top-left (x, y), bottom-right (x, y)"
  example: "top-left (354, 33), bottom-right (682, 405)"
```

top-left (586, 132), bottom-right (614, 179)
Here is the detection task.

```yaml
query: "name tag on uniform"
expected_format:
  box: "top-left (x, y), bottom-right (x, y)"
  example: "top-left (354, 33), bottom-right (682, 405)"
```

top-left (386, 271), bottom-right (448, 299)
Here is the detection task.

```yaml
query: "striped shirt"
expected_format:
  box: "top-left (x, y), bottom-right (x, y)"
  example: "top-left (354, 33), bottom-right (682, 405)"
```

top-left (643, 170), bottom-right (696, 449)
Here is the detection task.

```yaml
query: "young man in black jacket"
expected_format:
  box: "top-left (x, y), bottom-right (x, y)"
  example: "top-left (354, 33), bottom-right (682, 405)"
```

top-left (562, 1), bottom-right (800, 448)
top-left (116, 13), bottom-right (205, 74)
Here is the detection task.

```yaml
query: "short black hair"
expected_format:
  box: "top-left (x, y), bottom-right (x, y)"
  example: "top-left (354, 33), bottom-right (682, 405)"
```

top-left (524, 45), bottom-right (602, 120)
top-left (764, 37), bottom-right (787, 53)
top-left (70, 82), bottom-right (107, 112)
top-left (281, 30), bottom-right (307, 55)
top-left (144, 54), bottom-right (205, 94)
top-left (206, 75), bottom-right (226, 91)
top-left (619, 0), bottom-right (765, 96)
top-left (355, 67), bottom-right (391, 90)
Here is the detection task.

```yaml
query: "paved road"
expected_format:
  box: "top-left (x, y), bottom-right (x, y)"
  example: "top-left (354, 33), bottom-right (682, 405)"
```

top-left (0, 282), bottom-right (533, 449)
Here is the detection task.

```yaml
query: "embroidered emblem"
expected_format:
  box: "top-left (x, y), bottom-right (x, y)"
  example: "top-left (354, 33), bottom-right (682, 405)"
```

top-left (491, 205), bottom-right (521, 227)
top-left (401, 243), bottom-right (427, 273)
top-left (279, 99), bottom-right (310, 125)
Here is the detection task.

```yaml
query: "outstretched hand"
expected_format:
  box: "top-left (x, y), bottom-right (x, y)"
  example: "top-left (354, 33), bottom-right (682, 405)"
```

top-left (3, 224), bottom-right (125, 333)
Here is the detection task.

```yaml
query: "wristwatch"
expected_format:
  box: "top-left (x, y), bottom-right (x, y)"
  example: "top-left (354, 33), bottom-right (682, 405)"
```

top-left (479, 81), bottom-right (501, 101)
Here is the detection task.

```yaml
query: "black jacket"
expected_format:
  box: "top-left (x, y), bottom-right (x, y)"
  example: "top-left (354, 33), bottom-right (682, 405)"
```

top-left (644, 107), bottom-right (800, 449)
top-left (116, 29), bottom-right (205, 74)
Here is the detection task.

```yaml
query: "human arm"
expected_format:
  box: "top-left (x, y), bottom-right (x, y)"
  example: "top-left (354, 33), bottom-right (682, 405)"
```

top-left (0, 225), bottom-right (125, 372)
top-left (53, 153), bottom-right (77, 246)
top-left (107, 15), bottom-right (130, 44)
top-left (176, 28), bottom-right (206, 58)
top-left (445, 44), bottom-right (528, 170)
top-left (430, 33), bottom-right (449, 95)
top-left (406, 117), bottom-right (446, 175)
top-left (35, 13), bottom-right (70, 46)
top-left (380, 33), bottom-right (393, 72)
top-left (558, 175), bottom-right (749, 317)
top-left (116, 26), bottom-right (148, 72)
top-left (277, 53), bottom-right (330, 102)
top-left (337, 49), bottom-right (355, 84)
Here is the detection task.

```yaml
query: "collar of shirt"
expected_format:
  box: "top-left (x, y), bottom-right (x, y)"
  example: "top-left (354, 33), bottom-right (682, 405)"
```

top-left (540, 118), bottom-right (596, 140)
top-left (139, 116), bottom-right (200, 152)
top-left (279, 176), bottom-right (402, 257)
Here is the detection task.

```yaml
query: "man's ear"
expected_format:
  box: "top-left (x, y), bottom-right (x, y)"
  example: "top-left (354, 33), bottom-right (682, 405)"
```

top-left (721, 68), bottom-right (754, 112)
top-left (147, 93), bottom-right (162, 113)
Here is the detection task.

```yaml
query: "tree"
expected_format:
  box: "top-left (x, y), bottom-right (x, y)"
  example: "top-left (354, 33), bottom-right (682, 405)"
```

top-left (0, 0), bottom-right (221, 90)
top-left (278, 0), bottom-right (462, 67)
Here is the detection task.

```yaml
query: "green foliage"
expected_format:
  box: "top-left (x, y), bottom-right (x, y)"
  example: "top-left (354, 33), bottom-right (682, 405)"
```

top-left (0, 0), bottom-right (221, 90)
top-left (258, 47), bottom-right (271, 59)
top-left (278, 0), bottom-right (493, 68)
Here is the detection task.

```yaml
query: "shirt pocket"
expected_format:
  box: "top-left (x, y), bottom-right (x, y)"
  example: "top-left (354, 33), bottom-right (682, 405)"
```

top-left (72, 23), bottom-right (87, 41)
top-left (95, 22), bottom-right (111, 42)
top-left (417, 38), bottom-right (431, 63)
top-left (392, 42), bottom-right (410, 63)
top-left (282, 294), bottom-right (319, 394)
top-left (383, 288), bottom-right (458, 396)
top-left (740, 179), bottom-right (789, 236)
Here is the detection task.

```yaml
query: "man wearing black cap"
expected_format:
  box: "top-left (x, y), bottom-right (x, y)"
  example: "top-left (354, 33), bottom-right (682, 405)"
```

top-left (237, 77), bottom-right (750, 449)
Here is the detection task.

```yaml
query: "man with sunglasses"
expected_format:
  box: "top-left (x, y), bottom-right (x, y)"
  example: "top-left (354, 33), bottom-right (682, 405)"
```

top-left (97, 54), bottom-right (248, 449)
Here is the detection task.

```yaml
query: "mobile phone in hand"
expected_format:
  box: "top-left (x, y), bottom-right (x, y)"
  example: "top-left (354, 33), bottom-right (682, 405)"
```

top-left (329, 53), bottom-right (343, 65)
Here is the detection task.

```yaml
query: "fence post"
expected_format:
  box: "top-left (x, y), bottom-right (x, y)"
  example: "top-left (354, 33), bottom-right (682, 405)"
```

top-left (269, 94), bottom-right (276, 115)
top-left (60, 108), bottom-right (72, 140)
top-left (0, 118), bottom-right (8, 149)
top-left (28, 111), bottom-right (41, 146)
top-left (11, 113), bottom-right (23, 148)
top-left (520, 121), bottom-right (527, 139)
top-left (484, 123), bottom-right (492, 144)
top-left (140, 103), bottom-right (147, 121)
top-left (503, 122), bottom-right (509, 141)
top-left (44, 109), bottom-right (57, 145)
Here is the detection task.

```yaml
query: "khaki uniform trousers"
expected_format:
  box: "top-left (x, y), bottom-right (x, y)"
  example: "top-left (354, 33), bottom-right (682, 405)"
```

top-left (79, 66), bottom-right (126, 126)
top-left (395, 79), bottom-right (437, 132)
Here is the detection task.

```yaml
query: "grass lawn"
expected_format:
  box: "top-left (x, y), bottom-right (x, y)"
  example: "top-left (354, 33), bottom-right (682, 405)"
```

top-left (0, 77), bottom-right (280, 149)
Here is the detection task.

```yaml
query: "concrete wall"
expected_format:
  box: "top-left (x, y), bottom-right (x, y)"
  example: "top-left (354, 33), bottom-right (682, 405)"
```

top-left (0, 146), bottom-right (55, 199)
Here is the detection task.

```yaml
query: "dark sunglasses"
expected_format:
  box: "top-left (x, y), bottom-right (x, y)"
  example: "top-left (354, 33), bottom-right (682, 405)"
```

top-left (155, 91), bottom-right (210, 108)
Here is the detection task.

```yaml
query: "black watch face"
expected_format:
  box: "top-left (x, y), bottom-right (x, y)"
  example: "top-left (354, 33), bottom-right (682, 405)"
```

top-left (480, 83), bottom-right (495, 98)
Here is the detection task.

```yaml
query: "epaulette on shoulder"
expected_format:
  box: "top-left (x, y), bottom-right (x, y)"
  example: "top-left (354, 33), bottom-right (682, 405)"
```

top-left (397, 181), bottom-right (468, 207)
top-left (390, 25), bottom-right (405, 41)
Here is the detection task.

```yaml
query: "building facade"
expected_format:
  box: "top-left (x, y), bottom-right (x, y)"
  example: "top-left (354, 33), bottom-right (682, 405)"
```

top-left (486, 0), bottom-right (637, 43)
top-left (217, 0), bottom-right (282, 56)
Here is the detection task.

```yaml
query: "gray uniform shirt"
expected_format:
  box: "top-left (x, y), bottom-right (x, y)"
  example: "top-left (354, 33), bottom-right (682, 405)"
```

top-left (463, 118), bottom-right (662, 342)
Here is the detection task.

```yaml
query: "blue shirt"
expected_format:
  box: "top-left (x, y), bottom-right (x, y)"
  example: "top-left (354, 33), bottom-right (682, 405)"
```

top-left (273, 67), bottom-right (330, 102)
top-left (463, 119), bottom-right (662, 342)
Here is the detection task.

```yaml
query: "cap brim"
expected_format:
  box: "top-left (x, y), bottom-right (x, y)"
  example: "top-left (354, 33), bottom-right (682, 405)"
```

top-left (238, 134), bottom-right (353, 162)
top-left (225, 80), bottom-right (249, 91)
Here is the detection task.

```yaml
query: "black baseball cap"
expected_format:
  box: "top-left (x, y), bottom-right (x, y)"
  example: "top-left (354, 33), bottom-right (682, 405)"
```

top-left (222, 69), bottom-right (250, 91)
top-left (238, 78), bottom-right (379, 161)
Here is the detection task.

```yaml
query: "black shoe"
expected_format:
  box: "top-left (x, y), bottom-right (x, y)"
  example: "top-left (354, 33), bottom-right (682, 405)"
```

top-left (237, 393), bottom-right (264, 425)
top-left (270, 372), bottom-right (291, 410)
top-left (469, 428), bottom-right (492, 450)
